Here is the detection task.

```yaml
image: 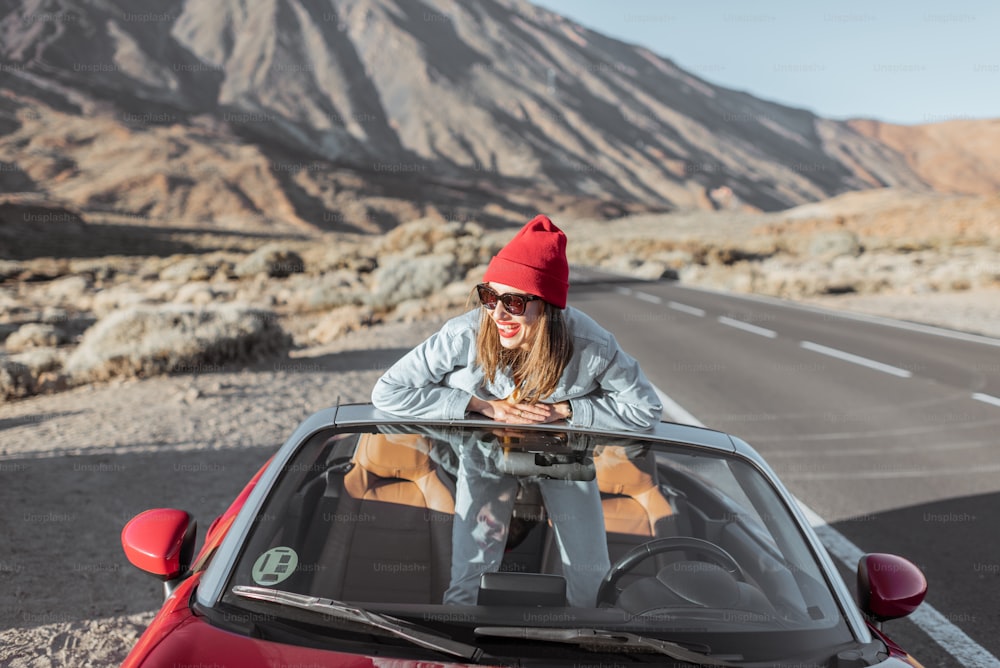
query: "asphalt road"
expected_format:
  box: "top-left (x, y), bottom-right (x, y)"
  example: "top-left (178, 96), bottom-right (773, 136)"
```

top-left (570, 270), bottom-right (1000, 668)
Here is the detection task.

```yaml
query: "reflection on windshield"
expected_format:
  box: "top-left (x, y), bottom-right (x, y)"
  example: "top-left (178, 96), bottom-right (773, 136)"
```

top-left (223, 425), bottom-right (853, 660)
top-left (445, 427), bottom-right (607, 607)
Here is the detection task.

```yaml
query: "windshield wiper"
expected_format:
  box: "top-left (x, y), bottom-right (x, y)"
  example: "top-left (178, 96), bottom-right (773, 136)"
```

top-left (232, 585), bottom-right (483, 662)
top-left (475, 626), bottom-right (742, 666)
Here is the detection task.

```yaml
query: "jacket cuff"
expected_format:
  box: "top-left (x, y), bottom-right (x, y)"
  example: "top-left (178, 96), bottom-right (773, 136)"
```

top-left (446, 391), bottom-right (473, 420)
top-left (570, 398), bottom-right (593, 427)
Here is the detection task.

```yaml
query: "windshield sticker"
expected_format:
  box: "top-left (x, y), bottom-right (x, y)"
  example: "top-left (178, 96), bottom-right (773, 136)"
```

top-left (251, 547), bottom-right (299, 586)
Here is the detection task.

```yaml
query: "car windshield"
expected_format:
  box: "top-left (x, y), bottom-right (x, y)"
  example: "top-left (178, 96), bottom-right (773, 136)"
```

top-left (218, 424), bottom-right (854, 663)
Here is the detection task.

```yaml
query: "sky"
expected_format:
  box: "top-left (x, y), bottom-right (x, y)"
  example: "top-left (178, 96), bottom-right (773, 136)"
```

top-left (532, 0), bottom-right (999, 125)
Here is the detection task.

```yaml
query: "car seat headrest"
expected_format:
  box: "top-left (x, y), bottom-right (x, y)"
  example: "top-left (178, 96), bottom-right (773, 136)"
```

top-left (594, 445), bottom-right (657, 496)
top-left (354, 433), bottom-right (434, 481)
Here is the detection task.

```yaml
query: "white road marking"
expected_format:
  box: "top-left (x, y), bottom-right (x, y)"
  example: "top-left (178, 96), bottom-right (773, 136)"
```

top-left (654, 384), bottom-right (1000, 668)
top-left (747, 417), bottom-right (1000, 442)
top-left (763, 439), bottom-right (997, 457)
top-left (972, 392), bottom-right (1000, 408)
top-left (678, 282), bottom-right (1000, 348)
top-left (667, 301), bottom-right (706, 317)
top-left (800, 341), bottom-right (912, 378)
top-left (781, 461), bottom-right (1000, 481)
top-left (717, 316), bottom-right (777, 338)
top-left (797, 502), bottom-right (1000, 668)
top-left (634, 291), bottom-right (662, 304)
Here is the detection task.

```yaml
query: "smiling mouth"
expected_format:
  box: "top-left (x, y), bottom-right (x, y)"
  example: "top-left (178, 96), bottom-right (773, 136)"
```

top-left (496, 323), bottom-right (521, 339)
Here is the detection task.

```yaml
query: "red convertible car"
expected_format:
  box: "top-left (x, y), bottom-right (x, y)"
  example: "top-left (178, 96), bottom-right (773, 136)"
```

top-left (121, 403), bottom-right (927, 667)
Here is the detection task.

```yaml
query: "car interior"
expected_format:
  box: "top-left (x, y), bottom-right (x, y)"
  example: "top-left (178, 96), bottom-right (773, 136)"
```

top-left (250, 428), bottom-right (839, 628)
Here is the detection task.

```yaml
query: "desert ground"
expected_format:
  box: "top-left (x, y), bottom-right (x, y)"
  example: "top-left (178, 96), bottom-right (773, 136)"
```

top-left (2, 288), bottom-right (999, 666)
top-left (1, 191), bottom-right (998, 665)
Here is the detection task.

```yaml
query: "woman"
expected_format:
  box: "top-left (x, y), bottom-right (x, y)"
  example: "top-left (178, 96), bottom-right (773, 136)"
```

top-left (372, 216), bottom-right (663, 607)
top-left (371, 214), bottom-right (663, 432)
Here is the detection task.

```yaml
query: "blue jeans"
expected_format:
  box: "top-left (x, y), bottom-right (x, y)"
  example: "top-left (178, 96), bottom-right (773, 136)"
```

top-left (443, 441), bottom-right (610, 607)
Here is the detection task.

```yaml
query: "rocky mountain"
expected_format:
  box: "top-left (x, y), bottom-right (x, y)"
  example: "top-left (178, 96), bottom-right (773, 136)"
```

top-left (0, 0), bottom-right (994, 235)
top-left (847, 118), bottom-right (1000, 196)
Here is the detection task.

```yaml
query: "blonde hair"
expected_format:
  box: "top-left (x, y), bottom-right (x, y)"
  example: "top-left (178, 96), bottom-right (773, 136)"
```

top-left (475, 301), bottom-right (574, 403)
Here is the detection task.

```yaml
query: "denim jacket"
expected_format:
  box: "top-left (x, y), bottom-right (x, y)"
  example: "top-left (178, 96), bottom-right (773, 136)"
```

top-left (371, 307), bottom-right (663, 431)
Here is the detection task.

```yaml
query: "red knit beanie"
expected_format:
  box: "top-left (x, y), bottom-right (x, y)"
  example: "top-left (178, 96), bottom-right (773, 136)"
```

top-left (483, 215), bottom-right (569, 309)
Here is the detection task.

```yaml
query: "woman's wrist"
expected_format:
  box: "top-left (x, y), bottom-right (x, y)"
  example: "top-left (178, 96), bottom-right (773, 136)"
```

top-left (466, 396), bottom-right (489, 417)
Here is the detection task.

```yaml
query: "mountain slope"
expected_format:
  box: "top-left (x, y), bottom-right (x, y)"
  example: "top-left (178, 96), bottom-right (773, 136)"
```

top-left (0, 0), bottom-right (993, 233)
top-left (848, 118), bottom-right (1000, 196)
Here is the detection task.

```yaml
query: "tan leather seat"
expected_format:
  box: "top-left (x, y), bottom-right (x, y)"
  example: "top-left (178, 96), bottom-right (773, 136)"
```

top-left (313, 433), bottom-right (455, 603)
top-left (591, 445), bottom-right (681, 586)
top-left (344, 433), bottom-right (455, 515)
top-left (594, 444), bottom-right (674, 538)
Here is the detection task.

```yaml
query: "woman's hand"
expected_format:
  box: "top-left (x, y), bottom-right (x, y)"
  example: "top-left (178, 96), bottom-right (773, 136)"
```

top-left (467, 397), bottom-right (572, 424)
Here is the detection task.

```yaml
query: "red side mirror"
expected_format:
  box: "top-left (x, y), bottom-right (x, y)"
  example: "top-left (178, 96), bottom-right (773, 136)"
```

top-left (121, 508), bottom-right (197, 580)
top-left (857, 553), bottom-right (927, 622)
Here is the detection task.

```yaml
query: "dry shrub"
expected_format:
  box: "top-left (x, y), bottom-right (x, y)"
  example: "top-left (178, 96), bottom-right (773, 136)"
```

top-left (367, 253), bottom-right (462, 310)
top-left (5, 323), bottom-right (67, 352)
top-left (0, 359), bottom-right (35, 401)
top-left (0, 348), bottom-right (68, 400)
top-left (378, 218), bottom-right (483, 256)
top-left (283, 271), bottom-right (365, 313)
top-left (807, 230), bottom-right (862, 259)
top-left (307, 305), bottom-right (375, 345)
top-left (234, 244), bottom-right (306, 278)
top-left (64, 304), bottom-right (291, 382)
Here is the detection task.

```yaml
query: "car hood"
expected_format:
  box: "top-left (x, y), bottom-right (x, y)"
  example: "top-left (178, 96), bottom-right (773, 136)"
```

top-left (139, 611), bottom-right (922, 668)
top-left (139, 609), bottom-right (499, 668)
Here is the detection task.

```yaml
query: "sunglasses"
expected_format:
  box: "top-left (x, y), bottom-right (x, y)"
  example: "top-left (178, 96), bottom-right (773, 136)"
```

top-left (476, 284), bottom-right (541, 316)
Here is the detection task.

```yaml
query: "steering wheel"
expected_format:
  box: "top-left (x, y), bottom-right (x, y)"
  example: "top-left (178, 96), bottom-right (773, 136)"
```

top-left (597, 537), bottom-right (747, 607)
